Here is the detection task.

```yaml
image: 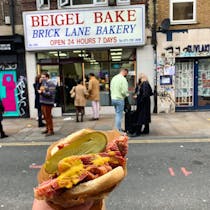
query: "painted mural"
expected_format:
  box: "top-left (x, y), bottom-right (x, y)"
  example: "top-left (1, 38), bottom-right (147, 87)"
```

top-left (0, 64), bottom-right (28, 117)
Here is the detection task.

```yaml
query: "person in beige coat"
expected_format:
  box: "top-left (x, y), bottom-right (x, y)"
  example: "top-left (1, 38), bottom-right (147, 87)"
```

top-left (88, 73), bottom-right (100, 120)
top-left (70, 79), bottom-right (88, 122)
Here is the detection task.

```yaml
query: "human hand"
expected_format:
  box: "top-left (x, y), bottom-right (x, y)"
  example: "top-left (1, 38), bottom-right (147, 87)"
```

top-left (133, 94), bottom-right (137, 99)
top-left (32, 199), bottom-right (94, 210)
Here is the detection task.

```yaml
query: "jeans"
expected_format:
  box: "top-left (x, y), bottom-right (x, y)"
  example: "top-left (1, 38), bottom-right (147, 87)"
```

top-left (112, 99), bottom-right (124, 131)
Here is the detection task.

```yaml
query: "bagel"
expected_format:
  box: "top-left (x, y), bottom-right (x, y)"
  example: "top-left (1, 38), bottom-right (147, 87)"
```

top-left (34, 129), bottom-right (128, 210)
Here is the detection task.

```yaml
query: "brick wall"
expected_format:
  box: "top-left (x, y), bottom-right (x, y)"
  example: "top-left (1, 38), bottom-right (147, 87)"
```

top-left (157, 0), bottom-right (210, 30)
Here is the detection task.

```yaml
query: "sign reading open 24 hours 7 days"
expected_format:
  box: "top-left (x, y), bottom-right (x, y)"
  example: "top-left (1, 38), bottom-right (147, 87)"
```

top-left (22, 5), bottom-right (145, 51)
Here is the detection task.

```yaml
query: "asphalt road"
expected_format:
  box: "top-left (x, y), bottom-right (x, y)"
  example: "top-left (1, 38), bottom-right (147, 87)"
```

top-left (1, 140), bottom-right (210, 210)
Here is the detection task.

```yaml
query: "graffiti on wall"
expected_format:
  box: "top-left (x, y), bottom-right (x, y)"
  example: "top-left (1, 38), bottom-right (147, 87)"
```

top-left (0, 64), bottom-right (28, 117)
top-left (16, 76), bottom-right (27, 116)
top-left (163, 44), bottom-right (210, 58)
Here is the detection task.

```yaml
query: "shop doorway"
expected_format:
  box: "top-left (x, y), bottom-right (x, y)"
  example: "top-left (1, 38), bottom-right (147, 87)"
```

top-left (175, 58), bottom-right (210, 110)
top-left (61, 61), bottom-right (83, 113)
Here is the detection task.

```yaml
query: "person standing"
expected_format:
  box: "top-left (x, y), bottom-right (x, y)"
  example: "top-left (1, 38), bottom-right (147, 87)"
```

top-left (110, 68), bottom-right (129, 132)
top-left (88, 73), bottom-right (100, 120)
top-left (70, 79), bottom-right (89, 122)
top-left (134, 73), bottom-right (153, 136)
top-left (33, 75), bottom-right (45, 127)
top-left (0, 99), bottom-right (8, 138)
top-left (38, 73), bottom-right (56, 136)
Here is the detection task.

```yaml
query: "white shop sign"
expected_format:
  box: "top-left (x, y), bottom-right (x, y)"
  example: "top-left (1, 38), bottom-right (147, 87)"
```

top-left (22, 5), bottom-right (145, 51)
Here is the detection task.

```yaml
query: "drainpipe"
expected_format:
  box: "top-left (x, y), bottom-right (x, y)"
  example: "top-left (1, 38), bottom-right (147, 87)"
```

top-left (152, 0), bottom-right (158, 113)
top-left (10, 0), bottom-right (15, 35)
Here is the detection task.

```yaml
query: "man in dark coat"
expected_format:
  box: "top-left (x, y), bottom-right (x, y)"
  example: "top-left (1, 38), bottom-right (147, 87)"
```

top-left (135, 73), bottom-right (153, 136)
top-left (0, 100), bottom-right (8, 138)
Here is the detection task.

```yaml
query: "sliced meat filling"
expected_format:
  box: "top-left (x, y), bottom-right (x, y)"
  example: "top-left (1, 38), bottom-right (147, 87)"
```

top-left (34, 135), bottom-right (128, 199)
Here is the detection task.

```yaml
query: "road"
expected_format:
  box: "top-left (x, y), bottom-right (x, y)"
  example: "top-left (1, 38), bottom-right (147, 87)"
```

top-left (1, 139), bottom-right (210, 210)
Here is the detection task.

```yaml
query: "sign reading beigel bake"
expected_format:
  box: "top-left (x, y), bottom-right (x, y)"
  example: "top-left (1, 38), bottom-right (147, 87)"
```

top-left (23, 5), bottom-right (145, 51)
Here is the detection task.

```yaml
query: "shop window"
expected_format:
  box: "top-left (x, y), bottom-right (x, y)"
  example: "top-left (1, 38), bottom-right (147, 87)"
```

top-left (58, 0), bottom-right (108, 8)
top-left (36, 48), bottom-right (136, 110)
top-left (170, 0), bottom-right (196, 24)
top-left (36, 0), bottom-right (50, 10)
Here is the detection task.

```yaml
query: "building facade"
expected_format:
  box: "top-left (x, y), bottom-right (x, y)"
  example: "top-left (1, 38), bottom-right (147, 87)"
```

top-left (0, 0), bottom-right (155, 118)
top-left (156, 0), bottom-right (210, 113)
top-left (0, 0), bottom-right (28, 117)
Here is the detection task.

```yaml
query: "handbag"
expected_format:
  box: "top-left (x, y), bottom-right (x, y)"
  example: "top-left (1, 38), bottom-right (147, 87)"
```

top-left (70, 86), bottom-right (76, 98)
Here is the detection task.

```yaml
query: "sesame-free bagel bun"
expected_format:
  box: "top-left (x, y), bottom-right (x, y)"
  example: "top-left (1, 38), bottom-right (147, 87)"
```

top-left (46, 129), bottom-right (121, 159)
top-left (37, 129), bottom-right (125, 210)
top-left (45, 166), bottom-right (125, 209)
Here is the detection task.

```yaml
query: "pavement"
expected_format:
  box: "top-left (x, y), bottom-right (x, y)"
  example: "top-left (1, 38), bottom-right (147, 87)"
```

top-left (1, 111), bottom-right (210, 143)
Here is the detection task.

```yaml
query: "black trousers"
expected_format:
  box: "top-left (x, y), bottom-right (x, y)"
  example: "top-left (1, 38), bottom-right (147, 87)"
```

top-left (0, 121), bottom-right (5, 136)
top-left (136, 124), bottom-right (150, 135)
top-left (37, 107), bottom-right (44, 126)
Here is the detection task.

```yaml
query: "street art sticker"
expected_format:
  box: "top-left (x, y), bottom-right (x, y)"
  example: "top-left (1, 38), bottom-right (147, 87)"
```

top-left (0, 70), bottom-right (20, 116)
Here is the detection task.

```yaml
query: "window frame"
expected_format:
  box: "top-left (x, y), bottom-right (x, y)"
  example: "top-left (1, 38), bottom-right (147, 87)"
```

top-left (58, 0), bottom-right (108, 8)
top-left (170, 0), bottom-right (196, 25)
top-left (117, 0), bottom-right (130, 6)
top-left (36, 0), bottom-right (50, 10)
top-left (60, 0), bottom-right (70, 7)
top-left (94, 0), bottom-right (108, 6)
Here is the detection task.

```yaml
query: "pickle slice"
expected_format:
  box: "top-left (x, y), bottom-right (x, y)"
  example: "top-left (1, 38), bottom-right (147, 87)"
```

top-left (44, 131), bottom-right (107, 174)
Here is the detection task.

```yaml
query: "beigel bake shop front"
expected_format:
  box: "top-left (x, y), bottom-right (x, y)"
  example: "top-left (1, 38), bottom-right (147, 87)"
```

top-left (23, 5), bottom-right (154, 117)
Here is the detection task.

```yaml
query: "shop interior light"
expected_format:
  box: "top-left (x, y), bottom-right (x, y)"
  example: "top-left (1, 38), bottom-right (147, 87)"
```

top-left (84, 57), bottom-right (91, 61)
top-left (111, 56), bottom-right (121, 59)
top-left (73, 50), bottom-right (81, 53)
top-left (112, 58), bottom-right (121, 61)
top-left (90, 59), bottom-right (96, 62)
top-left (110, 48), bottom-right (122, 52)
top-left (78, 53), bottom-right (89, 57)
top-left (111, 52), bottom-right (122, 55)
top-left (49, 51), bottom-right (58, 54)
top-left (59, 53), bottom-right (67, 57)
top-left (90, 61), bottom-right (99, 65)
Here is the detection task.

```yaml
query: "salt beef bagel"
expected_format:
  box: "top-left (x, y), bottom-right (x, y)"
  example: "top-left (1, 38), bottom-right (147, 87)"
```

top-left (35, 129), bottom-right (128, 210)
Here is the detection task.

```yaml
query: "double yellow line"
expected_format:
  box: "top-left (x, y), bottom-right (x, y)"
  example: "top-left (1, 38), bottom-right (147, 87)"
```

top-left (1, 138), bottom-right (210, 146)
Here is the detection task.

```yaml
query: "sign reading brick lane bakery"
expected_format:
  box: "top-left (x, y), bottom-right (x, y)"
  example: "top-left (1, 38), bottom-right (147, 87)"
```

top-left (22, 5), bottom-right (145, 51)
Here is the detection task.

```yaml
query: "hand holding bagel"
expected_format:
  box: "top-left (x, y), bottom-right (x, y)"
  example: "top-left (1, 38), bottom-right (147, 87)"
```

top-left (34, 129), bottom-right (128, 210)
